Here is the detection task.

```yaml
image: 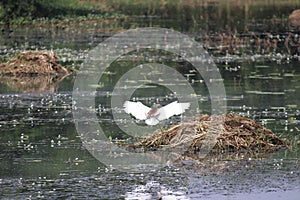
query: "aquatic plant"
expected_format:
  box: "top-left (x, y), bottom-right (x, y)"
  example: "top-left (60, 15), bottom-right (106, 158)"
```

top-left (0, 0), bottom-right (124, 25)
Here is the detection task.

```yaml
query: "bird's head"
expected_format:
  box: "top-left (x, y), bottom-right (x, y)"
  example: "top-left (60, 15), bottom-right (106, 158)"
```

top-left (151, 104), bottom-right (161, 109)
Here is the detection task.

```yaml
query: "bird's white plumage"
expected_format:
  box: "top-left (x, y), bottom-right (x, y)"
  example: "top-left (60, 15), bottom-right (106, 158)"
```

top-left (157, 101), bottom-right (190, 121)
top-left (123, 100), bottom-right (190, 125)
top-left (123, 101), bottom-right (150, 120)
top-left (145, 117), bottom-right (160, 126)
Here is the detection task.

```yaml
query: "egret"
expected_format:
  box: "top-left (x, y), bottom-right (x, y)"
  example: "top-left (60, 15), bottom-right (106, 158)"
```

top-left (123, 101), bottom-right (190, 125)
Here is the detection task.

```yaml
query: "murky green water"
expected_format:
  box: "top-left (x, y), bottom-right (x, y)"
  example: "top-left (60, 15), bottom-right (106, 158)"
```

top-left (0, 1), bottom-right (300, 199)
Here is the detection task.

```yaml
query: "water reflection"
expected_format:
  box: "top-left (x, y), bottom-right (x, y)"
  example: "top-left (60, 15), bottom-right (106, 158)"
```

top-left (0, 74), bottom-right (70, 93)
top-left (125, 180), bottom-right (189, 200)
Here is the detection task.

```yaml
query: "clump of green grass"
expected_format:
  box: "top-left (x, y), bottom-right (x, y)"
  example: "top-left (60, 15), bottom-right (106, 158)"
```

top-left (0, 0), bottom-right (123, 25)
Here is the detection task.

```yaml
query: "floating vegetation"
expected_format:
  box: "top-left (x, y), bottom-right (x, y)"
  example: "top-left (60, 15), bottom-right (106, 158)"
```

top-left (130, 113), bottom-right (287, 155)
top-left (0, 51), bottom-right (70, 76)
top-left (245, 91), bottom-right (285, 95)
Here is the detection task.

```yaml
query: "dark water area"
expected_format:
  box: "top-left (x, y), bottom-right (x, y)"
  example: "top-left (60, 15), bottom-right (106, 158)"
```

top-left (0, 1), bottom-right (300, 199)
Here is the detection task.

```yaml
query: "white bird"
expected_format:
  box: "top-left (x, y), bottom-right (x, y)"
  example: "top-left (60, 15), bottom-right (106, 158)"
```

top-left (123, 101), bottom-right (190, 125)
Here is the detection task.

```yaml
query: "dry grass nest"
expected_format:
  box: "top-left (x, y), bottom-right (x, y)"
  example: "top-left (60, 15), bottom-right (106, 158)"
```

top-left (0, 51), bottom-right (70, 76)
top-left (130, 113), bottom-right (287, 154)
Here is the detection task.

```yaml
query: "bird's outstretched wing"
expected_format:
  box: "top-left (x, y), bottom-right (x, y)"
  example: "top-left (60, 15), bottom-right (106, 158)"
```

top-left (157, 101), bottom-right (190, 121)
top-left (123, 101), bottom-right (151, 120)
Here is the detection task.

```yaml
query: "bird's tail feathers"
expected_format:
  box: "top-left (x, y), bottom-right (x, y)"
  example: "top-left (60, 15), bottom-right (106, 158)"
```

top-left (145, 118), bottom-right (160, 125)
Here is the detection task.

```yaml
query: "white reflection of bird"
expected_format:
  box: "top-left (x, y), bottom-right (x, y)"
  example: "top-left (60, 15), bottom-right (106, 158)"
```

top-left (123, 101), bottom-right (190, 125)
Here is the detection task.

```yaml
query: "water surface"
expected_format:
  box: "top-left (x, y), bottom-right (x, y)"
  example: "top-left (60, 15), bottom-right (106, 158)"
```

top-left (0, 1), bottom-right (300, 199)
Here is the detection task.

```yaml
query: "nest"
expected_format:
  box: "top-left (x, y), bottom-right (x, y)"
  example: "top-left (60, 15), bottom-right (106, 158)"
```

top-left (130, 113), bottom-right (287, 154)
top-left (0, 51), bottom-right (70, 75)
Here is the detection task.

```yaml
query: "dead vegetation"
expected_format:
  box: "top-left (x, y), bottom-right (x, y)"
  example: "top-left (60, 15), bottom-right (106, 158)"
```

top-left (0, 51), bottom-right (70, 76)
top-left (130, 113), bottom-right (287, 154)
